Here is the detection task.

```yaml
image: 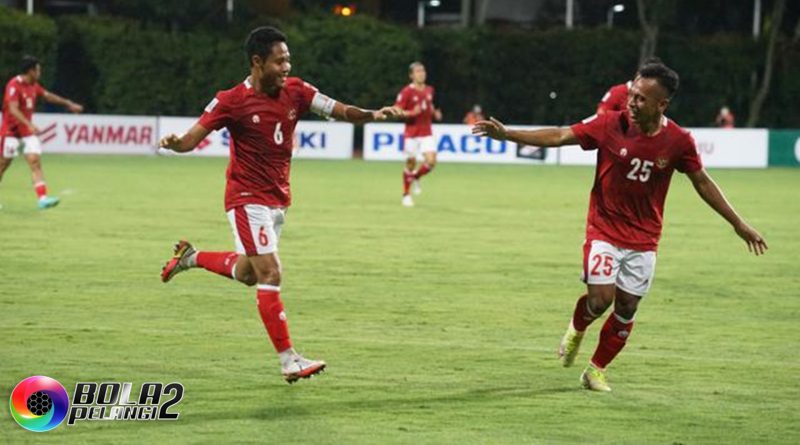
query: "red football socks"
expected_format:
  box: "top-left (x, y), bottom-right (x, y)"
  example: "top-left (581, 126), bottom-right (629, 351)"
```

top-left (196, 251), bottom-right (239, 279)
top-left (256, 286), bottom-right (292, 353)
top-left (571, 294), bottom-right (600, 332)
top-left (402, 169), bottom-right (414, 195)
top-left (414, 163), bottom-right (433, 179)
top-left (34, 182), bottom-right (47, 199)
top-left (590, 312), bottom-right (634, 369)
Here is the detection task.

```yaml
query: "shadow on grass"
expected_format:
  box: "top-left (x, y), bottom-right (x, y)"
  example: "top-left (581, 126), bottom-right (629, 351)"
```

top-left (190, 384), bottom-right (578, 422)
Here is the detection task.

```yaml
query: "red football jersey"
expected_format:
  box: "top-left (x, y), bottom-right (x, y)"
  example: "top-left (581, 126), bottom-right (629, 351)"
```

top-left (198, 77), bottom-right (318, 210)
top-left (571, 110), bottom-right (703, 251)
top-left (1, 75), bottom-right (46, 137)
top-left (597, 81), bottom-right (631, 114)
top-left (395, 84), bottom-right (435, 138)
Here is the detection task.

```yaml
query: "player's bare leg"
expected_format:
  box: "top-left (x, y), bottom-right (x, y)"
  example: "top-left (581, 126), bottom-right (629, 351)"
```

top-left (560, 284), bottom-right (613, 366)
top-left (24, 153), bottom-right (58, 209)
top-left (402, 156), bottom-right (416, 207)
top-left (581, 287), bottom-right (639, 392)
top-left (0, 156), bottom-right (12, 182)
top-left (249, 253), bottom-right (325, 383)
top-left (0, 156), bottom-right (11, 210)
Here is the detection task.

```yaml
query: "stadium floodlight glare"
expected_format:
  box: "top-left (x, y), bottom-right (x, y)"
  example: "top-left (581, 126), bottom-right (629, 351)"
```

top-left (607, 3), bottom-right (625, 28)
top-left (429, 0), bottom-right (441, 6)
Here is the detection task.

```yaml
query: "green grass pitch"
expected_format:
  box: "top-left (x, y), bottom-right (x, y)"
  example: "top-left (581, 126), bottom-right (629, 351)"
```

top-left (1, 155), bottom-right (798, 444)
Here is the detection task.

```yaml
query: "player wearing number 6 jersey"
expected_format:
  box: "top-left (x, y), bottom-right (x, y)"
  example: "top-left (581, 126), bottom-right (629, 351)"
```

top-left (158, 26), bottom-right (400, 383)
top-left (472, 62), bottom-right (768, 392)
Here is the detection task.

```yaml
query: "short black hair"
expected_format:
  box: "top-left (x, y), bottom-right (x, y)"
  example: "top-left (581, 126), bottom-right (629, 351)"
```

top-left (638, 62), bottom-right (679, 98)
top-left (20, 55), bottom-right (40, 74)
top-left (245, 26), bottom-right (287, 66)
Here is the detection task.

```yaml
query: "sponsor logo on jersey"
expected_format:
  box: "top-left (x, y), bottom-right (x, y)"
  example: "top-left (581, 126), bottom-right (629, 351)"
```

top-left (252, 114), bottom-right (260, 124)
top-left (619, 147), bottom-right (628, 157)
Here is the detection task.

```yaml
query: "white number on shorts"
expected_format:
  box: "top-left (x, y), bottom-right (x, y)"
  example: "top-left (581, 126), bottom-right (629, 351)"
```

top-left (590, 254), bottom-right (614, 276)
top-left (273, 122), bottom-right (284, 145)
top-left (626, 158), bottom-right (653, 182)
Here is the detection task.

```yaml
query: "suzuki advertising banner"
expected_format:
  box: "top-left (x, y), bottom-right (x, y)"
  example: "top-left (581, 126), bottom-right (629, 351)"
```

top-left (34, 113), bottom-right (157, 155)
top-left (363, 123), bottom-right (558, 164)
top-left (157, 117), bottom-right (354, 160)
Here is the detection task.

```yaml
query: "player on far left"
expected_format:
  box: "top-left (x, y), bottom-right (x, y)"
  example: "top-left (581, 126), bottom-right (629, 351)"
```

top-left (0, 55), bottom-right (84, 209)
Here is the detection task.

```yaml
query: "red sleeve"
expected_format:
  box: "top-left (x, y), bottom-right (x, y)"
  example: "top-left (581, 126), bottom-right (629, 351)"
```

top-left (35, 83), bottom-right (46, 97)
top-left (597, 84), bottom-right (627, 113)
top-left (5, 80), bottom-right (20, 103)
top-left (296, 79), bottom-right (319, 115)
top-left (197, 92), bottom-right (232, 131)
top-left (570, 113), bottom-right (608, 151)
top-left (676, 132), bottom-right (703, 173)
top-left (394, 87), bottom-right (409, 109)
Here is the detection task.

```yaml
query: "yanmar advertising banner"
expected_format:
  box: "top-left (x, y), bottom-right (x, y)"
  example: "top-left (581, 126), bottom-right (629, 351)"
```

top-left (33, 113), bottom-right (157, 155)
top-left (157, 117), bottom-right (354, 160)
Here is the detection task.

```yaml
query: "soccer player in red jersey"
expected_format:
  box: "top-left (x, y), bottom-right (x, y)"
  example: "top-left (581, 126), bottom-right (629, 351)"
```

top-left (597, 57), bottom-right (662, 115)
top-left (395, 62), bottom-right (442, 207)
top-left (0, 55), bottom-right (83, 209)
top-left (473, 62), bottom-right (767, 392)
top-left (158, 26), bottom-right (399, 383)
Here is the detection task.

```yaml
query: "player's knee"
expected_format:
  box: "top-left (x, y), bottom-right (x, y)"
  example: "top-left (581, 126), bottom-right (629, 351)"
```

top-left (587, 298), bottom-right (611, 316)
top-left (237, 270), bottom-right (258, 286)
top-left (254, 265), bottom-right (281, 286)
top-left (614, 297), bottom-right (639, 319)
top-left (586, 292), bottom-right (613, 315)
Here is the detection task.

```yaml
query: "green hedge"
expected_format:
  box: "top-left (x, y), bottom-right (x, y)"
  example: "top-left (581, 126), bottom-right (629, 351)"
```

top-left (1, 7), bottom-right (798, 128)
top-left (0, 7), bottom-right (58, 88)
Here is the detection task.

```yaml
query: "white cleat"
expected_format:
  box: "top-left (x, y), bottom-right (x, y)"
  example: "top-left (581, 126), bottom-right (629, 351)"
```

top-left (282, 354), bottom-right (326, 384)
top-left (402, 195), bottom-right (414, 207)
top-left (411, 180), bottom-right (422, 196)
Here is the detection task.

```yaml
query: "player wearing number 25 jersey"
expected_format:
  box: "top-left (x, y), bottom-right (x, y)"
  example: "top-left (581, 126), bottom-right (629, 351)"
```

top-left (158, 26), bottom-right (399, 384)
top-left (473, 62), bottom-right (767, 392)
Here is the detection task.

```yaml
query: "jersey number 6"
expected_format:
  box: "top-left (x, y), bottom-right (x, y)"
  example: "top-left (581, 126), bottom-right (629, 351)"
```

top-left (274, 122), bottom-right (284, 145)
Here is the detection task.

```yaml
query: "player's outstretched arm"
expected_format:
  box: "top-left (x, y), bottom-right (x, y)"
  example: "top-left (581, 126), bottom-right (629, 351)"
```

top-left (42, 91), bottom-right (83, 113)
top-left (471, 117), bottom-right (577, 147)
top-left (159, 123), bottom-right (212, 153)
top-left (686, 168), bottom-right (768, 256)
top-left (330, 102), bottom-right (403, 125)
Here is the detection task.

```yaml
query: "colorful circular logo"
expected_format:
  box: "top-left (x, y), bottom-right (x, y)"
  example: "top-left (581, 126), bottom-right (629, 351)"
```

top-left (9, 376), bottom-right (69, 432)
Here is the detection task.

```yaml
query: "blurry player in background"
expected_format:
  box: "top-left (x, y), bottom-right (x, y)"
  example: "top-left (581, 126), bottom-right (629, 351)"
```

top-left (473, 62), bottom-right (767, 392)
top-left (159, 26), bottom-right (400, 383)
top-left (0, 55), bottom-right (83, 209)
top-left (597, 57), bottom-right (662, 115)
top-left (395, 62), bottom-right (442, 207)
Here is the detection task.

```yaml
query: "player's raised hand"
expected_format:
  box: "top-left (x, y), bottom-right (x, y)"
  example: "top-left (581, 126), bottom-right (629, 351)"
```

top-left (472, 117), bottom-right (508, 140)
top-left (734, 221), bottom-right (768, 256)
top-left (160, 134), bottom-right (183, 151)
top-left (373, 106), bottom-right (402, 121)
top-left (67, 101), bottom-right (84, 114)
